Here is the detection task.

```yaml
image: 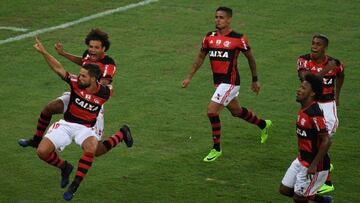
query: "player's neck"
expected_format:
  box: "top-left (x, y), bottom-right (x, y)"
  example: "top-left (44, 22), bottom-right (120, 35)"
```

top-left (85, 82), bottom-right (98, 93)
top-left (217, 27), bottom-right (231, 35)
top-left (300, 99), bottom-right (314, 109)
top-left (312, 54), bottom-right (326, 64)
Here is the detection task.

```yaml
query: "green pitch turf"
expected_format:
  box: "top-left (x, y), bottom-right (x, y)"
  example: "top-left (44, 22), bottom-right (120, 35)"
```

top-left (0, 0), bottom-right (359, 202)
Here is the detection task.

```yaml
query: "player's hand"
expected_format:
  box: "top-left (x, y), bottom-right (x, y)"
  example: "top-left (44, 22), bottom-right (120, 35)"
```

top-left (182, 78), bottom-right (191, 88)
top-left (335, 97), bottom-right (340, 106)
top-left (54, 41), bottom-right (65, 55)
top-left (251, 81), bottom-right (260, 95)
top-left (33, 37), bottom-right (46, 53)
top-left (306, 164), bottom-right (317, 180)
top-left (320, 60), bottom-right (337, 75)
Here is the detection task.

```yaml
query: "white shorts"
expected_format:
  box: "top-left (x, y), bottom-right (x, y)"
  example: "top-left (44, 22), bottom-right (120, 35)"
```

top-left (45, 119), bottom-right (100, 152)
top-left (211, 83), bottom-right (240, 106)
top-left (318, 101), bottom-right (338, 137)
top-left (58, 92), bottom-right (105, 138)
top-left (281, 158), bottom-right (329, 197)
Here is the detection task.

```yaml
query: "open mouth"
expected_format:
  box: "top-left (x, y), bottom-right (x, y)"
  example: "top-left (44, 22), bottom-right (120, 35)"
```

top-left (89, 54), bottom-right (97, 61)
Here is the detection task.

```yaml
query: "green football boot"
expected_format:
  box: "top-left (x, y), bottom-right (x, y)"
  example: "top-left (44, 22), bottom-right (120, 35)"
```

top-left (260, 120), bottom-right (272, 144)
top-left (203, 149), bottom-right (222, 162)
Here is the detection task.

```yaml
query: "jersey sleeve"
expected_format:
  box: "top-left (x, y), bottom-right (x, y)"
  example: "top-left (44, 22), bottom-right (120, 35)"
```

top-left (312, 116), bottom-right (327, 133)
top-left (101, 58), bottom-right (116, 81)
top-left (201, 35), bottom-right (209, 53)
top-left (238, 35), bottom-right (251, 52)
top-left (333, 60), bottom-right (345, 75)
top-left (81, 50), bottom-right (89, 63)
top-left (62, 72), bottom-right (77, 87)
top-left (297, 57), bottom-right (309, 72)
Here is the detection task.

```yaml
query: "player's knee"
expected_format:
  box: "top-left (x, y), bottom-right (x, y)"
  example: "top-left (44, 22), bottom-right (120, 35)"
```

top-left (36, 147), bottom-right (50, 160)
top-left (82, 137), bottom-right (98, 154)
top-left (279, 185), bottom-right (293, 197)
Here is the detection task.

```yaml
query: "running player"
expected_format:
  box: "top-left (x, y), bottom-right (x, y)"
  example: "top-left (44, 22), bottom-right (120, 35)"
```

top-left (181, 7), bottom-right (272, 162)
top-left (297, 34), bottom-right (345, 194)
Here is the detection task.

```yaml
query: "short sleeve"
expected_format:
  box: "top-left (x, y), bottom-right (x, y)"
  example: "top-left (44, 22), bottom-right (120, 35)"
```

top-left (297, 57), bottom-right (309, 72)
top-left (239, 35), bottom-right (250, 52)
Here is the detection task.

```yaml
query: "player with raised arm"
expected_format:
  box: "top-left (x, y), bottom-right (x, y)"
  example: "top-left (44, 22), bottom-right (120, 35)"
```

top-left (33, 37), bottom-right (114, 200)
top-left (19, 28), bottom-right (133, 156)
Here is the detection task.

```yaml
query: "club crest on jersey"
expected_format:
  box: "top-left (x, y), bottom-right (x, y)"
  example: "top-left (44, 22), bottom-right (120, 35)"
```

top-left (223, 41), bottom-right (231, 47)
top-left (75, 98), bottom-right (99, 112)
top-left (209, 50), bottom-right (229, 58)
top-left (301, 118), bottom-right (306, 126)
top-left (85, 94), bottom-right (91, 101)
top-left (209, 40), bottom-right (214, 44)
top-left (216, 40), bottom-right (222, 46)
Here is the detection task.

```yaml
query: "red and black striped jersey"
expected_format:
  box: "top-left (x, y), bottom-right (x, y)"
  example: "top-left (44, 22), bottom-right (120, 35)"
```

top-left (296, 101), bottom-right (330, 171)
top-left (62, 72), bottom-right (112, 127)
top-left (297, 54), bottom-right (344, 102)
top-left (201, 29), bottom-right (250, 85)
top-left (82, 50), bottom-right (116, 82)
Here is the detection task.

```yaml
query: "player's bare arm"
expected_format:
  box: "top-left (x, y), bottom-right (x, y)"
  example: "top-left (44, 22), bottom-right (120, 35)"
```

top-left (306, 131), bottom-right (331, 179)
top-left (243, 49), bottom-right (260, 94)
top-left (335, 71), bottom-right (345, 106)
top-left (34, 38), bottom-right (67, 78)
top-left (182, 50), bottom-right (207, 88)
top-left (317, 60), bottom-right (337, 77)
top-left (55, 42), bottom-right (83, 66)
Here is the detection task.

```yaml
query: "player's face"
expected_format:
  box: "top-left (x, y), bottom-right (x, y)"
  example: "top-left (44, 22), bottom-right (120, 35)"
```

top-left (311, 37), bottom-right (327, 59)
top-left (296, 81), bottom-right (315, 103)
top-left (88, 40), bottom-right (105, 61)
top-left (78, 68), bottom-right (93, 89)
top-left (215, 11), bottom-right (231, 30)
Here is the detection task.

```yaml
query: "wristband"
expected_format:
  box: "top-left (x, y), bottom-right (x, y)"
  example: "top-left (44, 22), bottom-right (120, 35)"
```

top-left (252, 76), bottom-right (258, 82)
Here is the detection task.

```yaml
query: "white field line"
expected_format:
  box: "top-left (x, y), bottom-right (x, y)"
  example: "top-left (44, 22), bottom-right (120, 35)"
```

top-left (0, 26), bottom-right (28, 32)
top-left (0, 0), bottom-right (158, 45)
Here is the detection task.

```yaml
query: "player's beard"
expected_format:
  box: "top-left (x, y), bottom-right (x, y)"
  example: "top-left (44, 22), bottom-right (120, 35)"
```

top-left (78, 82), bottom-right (90, 89)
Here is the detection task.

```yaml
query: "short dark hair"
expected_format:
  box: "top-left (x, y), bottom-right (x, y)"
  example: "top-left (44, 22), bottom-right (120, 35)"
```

top-left (82, 63), bottom-right (101, 81)
top-left (313, 34), bottom-right (329, 47)
top-left (85, 28), bottom-right (110, 51)
top-left (304, 74), bottom-right (323, 100)
top-left (216, 7), bottom-right (232, 17)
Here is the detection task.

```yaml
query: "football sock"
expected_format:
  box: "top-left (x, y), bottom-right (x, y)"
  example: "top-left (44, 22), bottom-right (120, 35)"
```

top-left (43, 152), bottom-right (65, 169)
top-left (34, 112), bottom-right (52, 138)
top-left (208, 113), bottom-right (221, 151)
top-left (238, 107), bottom-right (266, 129)
top-left (75, 152), bottom-right (94, 183)
top-left (213, 143), bottom-right (221, 152)
top-left (102, 131), bottom-right (124, 151)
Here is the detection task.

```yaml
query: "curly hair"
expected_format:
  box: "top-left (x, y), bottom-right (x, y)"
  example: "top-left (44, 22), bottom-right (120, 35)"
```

top-left (85, 28), bottom-right (110, 51)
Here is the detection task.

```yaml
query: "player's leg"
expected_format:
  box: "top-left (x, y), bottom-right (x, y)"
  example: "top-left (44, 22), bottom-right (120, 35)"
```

top-left (279, 159), bottom-right (299, 199)
top-left (37, 121), bottom-right (74, 188)
top-left (226, 98), bottom-right (272, 144)
top-left (317, 101), bottom-right (337, 194)
top-left (294, 161), bottom-right (331, 203)
top-left (95, 124), bottom-right (133, 157)
top-left (64, 129), bottom-right (98, 201)
top-left (18, 95), bottom-right (67, 148)
top-left (203, 101), bottom-right (224, 162)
